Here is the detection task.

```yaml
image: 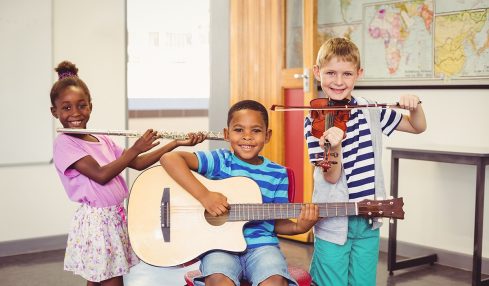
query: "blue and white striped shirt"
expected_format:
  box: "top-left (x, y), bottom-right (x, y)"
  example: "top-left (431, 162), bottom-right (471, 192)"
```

top-left (196, 148), bottom-right (289, 248)
top-left (304, 97), bottom-right (402, 202)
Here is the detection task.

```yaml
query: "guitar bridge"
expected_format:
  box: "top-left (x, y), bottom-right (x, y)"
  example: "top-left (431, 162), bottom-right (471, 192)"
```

top-left (160, 187), bottom-right (170, 242)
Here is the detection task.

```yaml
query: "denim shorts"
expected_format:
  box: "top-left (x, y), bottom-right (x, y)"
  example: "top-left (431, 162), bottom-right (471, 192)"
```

top-left (193, 245), bottom-right (297, 286)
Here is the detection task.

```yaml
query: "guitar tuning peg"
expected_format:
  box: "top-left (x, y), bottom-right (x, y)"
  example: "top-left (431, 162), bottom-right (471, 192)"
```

top-left (389, 218), bottom-right (395, 224)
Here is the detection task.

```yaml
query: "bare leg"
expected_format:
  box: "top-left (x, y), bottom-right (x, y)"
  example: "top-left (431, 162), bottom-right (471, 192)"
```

top-left (259, 275), bottom-right (288, 286)
top-left (87, 281), bottom-right (101, 286)
top-left (205, 273), bottom-right (235, 286)
top-left (100, 276), bottom-right (124, 286)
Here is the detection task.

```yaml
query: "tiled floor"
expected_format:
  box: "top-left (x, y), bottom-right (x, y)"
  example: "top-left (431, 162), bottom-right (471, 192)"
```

top-left (0, 238), bottom-right (480, 286)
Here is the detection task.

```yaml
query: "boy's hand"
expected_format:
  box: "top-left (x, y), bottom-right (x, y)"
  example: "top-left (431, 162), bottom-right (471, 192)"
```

top-left (398, 94), bottom-right (421, 111)
top-left (131, 129), bottom-right (160, 153)
top-left (200, 191), bottom-right (229, 217)
top-left (295, 204), bottom-right (319, 233)
top-left (319, 126), bottom-right (344, 149)
top-left (177, 132), bottom-right (207, 147)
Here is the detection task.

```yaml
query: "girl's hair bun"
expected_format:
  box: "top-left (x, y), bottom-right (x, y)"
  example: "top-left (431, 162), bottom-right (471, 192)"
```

top-left (55, 61), bottom-right (79, 80)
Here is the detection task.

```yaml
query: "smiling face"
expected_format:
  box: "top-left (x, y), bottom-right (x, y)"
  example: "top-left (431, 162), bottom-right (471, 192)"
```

top-left (224, 109), bottom-right (271, 165)
top-left (314, 56), bottom-right (363, 101)
top-left (50, 86), bottom-right (92, 129)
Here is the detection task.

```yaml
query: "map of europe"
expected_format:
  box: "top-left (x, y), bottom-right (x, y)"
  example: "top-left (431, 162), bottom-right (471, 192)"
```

top-left (317, 0), bottom-right (489, 84)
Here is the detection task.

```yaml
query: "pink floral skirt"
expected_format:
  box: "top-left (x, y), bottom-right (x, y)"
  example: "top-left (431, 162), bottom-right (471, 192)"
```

top-left (64, 203), bottom-right (139, 282)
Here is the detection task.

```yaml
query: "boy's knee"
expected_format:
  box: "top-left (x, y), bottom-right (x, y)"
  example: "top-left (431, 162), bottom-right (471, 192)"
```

top-left (205, 273), bottom-right (235, 286)
top-left (259, 275), bottom-right (288, 286)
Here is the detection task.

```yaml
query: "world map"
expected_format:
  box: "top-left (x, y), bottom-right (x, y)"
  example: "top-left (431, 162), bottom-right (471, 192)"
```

top-left (317, 0), bottom-right (489, 85)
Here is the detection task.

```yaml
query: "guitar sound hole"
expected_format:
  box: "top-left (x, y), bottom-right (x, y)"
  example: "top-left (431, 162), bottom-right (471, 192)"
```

top-left (204, 211), bottom-right (229, 226)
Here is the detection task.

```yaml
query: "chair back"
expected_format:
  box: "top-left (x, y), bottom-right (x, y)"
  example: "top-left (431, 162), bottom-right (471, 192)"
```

top-left (285, 167), bottom-right (295, 203)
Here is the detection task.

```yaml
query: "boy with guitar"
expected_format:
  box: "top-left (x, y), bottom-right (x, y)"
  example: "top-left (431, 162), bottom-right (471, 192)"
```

top-left (160, 99), bottom-right (319, 286)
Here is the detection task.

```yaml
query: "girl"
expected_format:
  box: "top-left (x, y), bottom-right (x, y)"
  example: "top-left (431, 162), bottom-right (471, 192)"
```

top-left (50, 61), bottom-right (204, 286)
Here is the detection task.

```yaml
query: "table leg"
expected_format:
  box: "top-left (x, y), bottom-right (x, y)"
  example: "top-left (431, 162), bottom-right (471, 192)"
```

top-left (387, 153), bottom-right (437, 275)
top-left (388, 156), bottom-right (399, 274)
top-left (473, 160), bottom-right (487, 286)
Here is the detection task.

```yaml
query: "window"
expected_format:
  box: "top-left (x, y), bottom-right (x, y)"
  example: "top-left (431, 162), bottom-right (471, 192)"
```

top-left (127, 0), bottom-right (210, 110)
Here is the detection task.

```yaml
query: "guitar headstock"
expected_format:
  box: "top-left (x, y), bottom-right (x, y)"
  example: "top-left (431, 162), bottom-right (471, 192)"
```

top-left (357, 198), bottom-right (405, 220)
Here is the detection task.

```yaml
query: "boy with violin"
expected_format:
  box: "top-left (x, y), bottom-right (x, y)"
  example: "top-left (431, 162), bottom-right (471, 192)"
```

top-left (304, 37), bottom-right (426, 286)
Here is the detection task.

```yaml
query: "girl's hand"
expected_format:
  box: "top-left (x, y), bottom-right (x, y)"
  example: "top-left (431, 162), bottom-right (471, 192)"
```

top-left (199, 191), bottom-right (229, 217)
top-left (177, 132), bottom-right (207, 147)
top-left (319, 126), bottom-right (344, 149)
top-left (131, 129), bottom-right (160, 153)
top-left (398, 94), bottom-right (421, 111)
top-left (295, 204), bottom-right (319, 233)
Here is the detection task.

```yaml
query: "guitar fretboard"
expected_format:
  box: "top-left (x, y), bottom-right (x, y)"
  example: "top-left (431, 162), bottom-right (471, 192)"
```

top-left (227, 202), bottom-right (357, 221)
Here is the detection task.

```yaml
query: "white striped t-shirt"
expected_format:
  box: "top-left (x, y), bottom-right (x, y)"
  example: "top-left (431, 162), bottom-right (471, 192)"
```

top-left (304, 97), bottom-right (402, 201)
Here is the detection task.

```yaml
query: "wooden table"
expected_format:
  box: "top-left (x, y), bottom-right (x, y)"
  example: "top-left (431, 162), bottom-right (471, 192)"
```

top-left (387, 146), bottom-right (489, 286)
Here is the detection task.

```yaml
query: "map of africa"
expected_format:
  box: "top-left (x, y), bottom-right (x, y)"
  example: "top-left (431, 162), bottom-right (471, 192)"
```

top-left (317, 0), bottom-right (489, 85)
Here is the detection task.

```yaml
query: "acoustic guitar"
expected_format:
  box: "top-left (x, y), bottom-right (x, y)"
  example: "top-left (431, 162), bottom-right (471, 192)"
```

top-left (127, 165), bottom-right (404, 267)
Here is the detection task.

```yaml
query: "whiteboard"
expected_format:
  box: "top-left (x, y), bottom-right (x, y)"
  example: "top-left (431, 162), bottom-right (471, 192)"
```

top-left (0, 0), bottom-right (53, 166)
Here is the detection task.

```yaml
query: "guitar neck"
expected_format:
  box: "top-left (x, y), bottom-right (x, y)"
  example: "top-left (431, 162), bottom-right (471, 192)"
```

top-left (227, 202), bottom-right (358, 221)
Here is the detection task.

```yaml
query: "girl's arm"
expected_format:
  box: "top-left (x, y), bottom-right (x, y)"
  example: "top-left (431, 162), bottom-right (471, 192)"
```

top-left (72, 130), bottom-right (159, 185)
top-left (160, 151), bottom-right (229, 217)
top-left (128, 132), bottom-right (205, 170)
top-left (274, 204), bottom-right (319, 235)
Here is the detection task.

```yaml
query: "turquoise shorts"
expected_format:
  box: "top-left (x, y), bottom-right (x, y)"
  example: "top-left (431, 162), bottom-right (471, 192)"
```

top-left (193, 245), bottom-right (297, 286)
top-left (310, 216), bottom-right (380, 286)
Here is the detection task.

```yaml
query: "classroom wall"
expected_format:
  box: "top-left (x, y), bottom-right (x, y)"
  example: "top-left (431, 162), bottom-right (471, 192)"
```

top-left (0, 0), bottom-right (126, 244)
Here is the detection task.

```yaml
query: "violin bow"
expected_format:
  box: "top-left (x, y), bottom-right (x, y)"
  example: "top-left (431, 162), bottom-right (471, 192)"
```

top-left (270, 103), bottom-right (402, 111)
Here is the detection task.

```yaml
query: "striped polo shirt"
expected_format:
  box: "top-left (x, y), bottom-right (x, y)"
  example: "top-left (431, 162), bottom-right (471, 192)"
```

top-left (304, 97), bottom-right (402, 201)
top-left (195, 148), bottom-right (289, 248)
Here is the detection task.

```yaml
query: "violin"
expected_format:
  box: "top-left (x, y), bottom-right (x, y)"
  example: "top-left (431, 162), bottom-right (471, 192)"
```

top-left (310, 98), bottom-right (350, 172)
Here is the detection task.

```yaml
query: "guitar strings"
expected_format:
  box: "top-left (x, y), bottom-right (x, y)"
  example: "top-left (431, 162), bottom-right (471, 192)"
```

top-left (168, 203), bottom-right (362, 209)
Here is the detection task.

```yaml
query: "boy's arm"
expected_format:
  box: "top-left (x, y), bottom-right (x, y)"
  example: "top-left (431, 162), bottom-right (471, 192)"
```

top-left (395, 95), bottom-right (427, 134)
top-left (159, 151), bottom-right (229, 216)
top-left (319, 127), bottom-right (344, 183)
top-left (274, 204), bottom-right (319, 235)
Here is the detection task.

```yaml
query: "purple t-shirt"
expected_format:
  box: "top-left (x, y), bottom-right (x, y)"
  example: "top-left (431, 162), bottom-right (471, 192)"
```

top-left (53, 134), bottom-right (129, 207)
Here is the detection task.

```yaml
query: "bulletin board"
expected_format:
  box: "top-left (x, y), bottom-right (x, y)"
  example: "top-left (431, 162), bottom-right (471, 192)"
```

top-left (0, 0), bottom-right (53, 166)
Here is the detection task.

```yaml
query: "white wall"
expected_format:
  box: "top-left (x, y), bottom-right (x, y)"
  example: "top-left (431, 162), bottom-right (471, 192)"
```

top-left (0, 0), bottom-right (126, 243)
top-left (357, 89), bottom-right (489, 258)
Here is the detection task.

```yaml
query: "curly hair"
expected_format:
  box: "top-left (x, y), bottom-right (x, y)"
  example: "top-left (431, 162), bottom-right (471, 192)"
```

top-left (49, 61), bottom-right (91, 106)
top-left (227, 99), bottom-right (269, 128)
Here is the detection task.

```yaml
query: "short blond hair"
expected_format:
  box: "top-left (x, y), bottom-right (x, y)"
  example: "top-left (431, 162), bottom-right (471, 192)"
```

top-left (316, 38), bottom-right (361, 69)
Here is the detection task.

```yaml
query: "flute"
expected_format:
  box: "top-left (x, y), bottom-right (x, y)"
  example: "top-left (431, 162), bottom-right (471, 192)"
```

top-left (57, 128), bottom-right (225, 141)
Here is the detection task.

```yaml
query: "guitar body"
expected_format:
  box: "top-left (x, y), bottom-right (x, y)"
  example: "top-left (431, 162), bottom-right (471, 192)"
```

top-left (127, 165), bottom-right (262, 267)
